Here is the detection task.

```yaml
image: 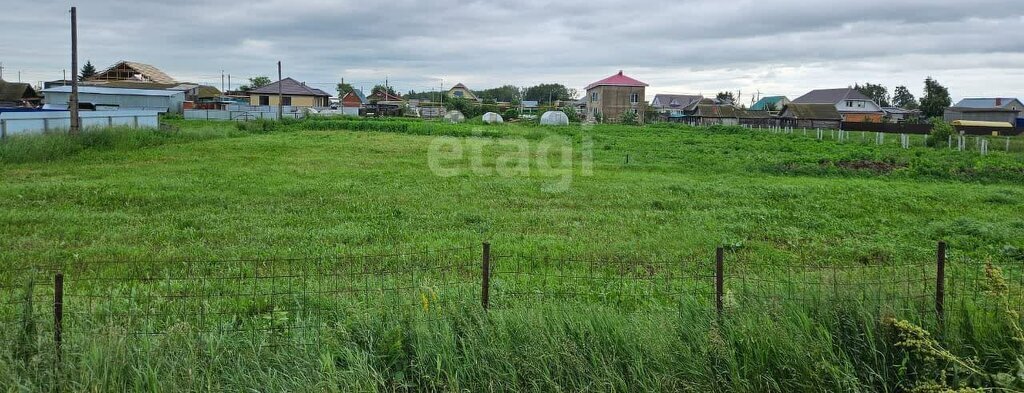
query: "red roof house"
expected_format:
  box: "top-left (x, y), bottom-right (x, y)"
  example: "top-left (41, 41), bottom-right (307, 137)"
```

top-left (584, 71), bottom-right (649, 123)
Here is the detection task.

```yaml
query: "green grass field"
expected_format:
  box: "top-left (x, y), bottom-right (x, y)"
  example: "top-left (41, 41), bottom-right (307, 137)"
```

top-left (1, 118), bottom-right (1023, 391)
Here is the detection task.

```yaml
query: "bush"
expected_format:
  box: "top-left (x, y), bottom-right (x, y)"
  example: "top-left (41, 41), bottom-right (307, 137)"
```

top-left (504, 108), bottom-right (520, 120)
top-left (619, 110), bottom-right (639, 125)
top-left (927, 119), bottom-right (954, 147)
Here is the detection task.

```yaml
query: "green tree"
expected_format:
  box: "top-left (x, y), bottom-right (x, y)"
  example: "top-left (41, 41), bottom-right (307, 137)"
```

top-left (239, 76), bottom-right (271, 92)
top-left (919, 77), bottom-right (951, 119)
top-left (716, 91), bottom-right (735, 103)
top-left (524, 84), bottom-right (571, 104)
top-left (892, 85), bottom-right (919, 109)
top-left (444, 96), bottom-right (481, 118)
top-left (476, 85), bottom-right (522, 103)
top-left (337, 82), bottom-right (354, 97)
top-left (854, 83), bottom-right (890, 107)
top-left (404, 90), bottom-right (435, 100)
top-left (372, 85), bottom-right (397, 97)
top-left (79, 60), bottom-right (97, 81)
top-left (927, 118), bottom-right (954, 147)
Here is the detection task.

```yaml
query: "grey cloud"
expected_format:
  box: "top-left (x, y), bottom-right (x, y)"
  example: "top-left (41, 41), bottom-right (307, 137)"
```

top-left (1, 1), bottom-right (1022, 99)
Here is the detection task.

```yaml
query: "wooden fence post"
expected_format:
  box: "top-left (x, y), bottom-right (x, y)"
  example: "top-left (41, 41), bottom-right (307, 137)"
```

top-left (54, 272), bottom-right (64, 369)
top-left (715, 247), bottom-right (724, 316)
top-left (481, 242), bottom-right (491, 310)
top-left (936, 241), bottom-right (946, 328)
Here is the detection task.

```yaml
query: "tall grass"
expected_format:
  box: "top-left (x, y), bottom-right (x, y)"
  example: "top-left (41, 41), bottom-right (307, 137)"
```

top-left (2, 300), bottom-right (1019, 392)
top-left (0, 125), bottom-right (248, 164)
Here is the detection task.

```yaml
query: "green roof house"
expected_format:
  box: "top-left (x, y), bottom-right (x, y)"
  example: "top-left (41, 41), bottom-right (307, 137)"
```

top-left (750, 96), bottom-right (789, 113)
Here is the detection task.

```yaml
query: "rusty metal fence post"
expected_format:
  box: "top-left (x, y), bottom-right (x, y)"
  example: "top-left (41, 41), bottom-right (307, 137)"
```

top-left (482, 242), bottom-right (491, 310)
top-left (936, 241), bottom-right (946, 328)
top-left (715, 247), bottom-right (724, 316)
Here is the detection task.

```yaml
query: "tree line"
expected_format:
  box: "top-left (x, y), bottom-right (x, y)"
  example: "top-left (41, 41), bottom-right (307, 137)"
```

top-left (852, 77), bottom-right (951, 118)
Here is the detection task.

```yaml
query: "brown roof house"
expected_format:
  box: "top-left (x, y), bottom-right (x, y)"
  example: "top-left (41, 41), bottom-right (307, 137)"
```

top-left (585, 71), bottom-right (648, 123)
top-left (779, 103), bottom-right (844, 129)
top-left (792, 88), bottom-right (885, 122)
top-left (247, 78), bottom-right (331, 108)
top-left (0, 79), bottom-right (41, 107)
top-left (87, 61), bottom-right (178, 84)
top-left (447, 83), bottom-right (479, 101)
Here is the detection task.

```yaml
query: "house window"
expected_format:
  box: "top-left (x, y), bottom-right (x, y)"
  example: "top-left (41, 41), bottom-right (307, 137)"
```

top-left (591, 92), bottom-right (599, 102)
top-left (281, 96), bottom-right (292, 106)
top-left (259, 96), bottom-right (270, 106)
top-left (846, 100), bottom-right (853, 107)
top-left (454, 91), bottom-right (463, 97)
top-left (630, 93), bottom-right (639, 104)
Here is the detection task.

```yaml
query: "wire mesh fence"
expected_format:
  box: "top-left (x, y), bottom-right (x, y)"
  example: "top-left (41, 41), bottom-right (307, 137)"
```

top-left (1, 242), bottom-right (1022, 358)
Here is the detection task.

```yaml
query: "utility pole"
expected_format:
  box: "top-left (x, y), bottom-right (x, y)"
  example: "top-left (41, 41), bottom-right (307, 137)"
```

top-left (277, 61), bottom-right (283, 120)
top-left (69, 6), bottom-right (80, 135)
top-left (228, 74), bottom-right (231, 91)
top-left (0, 62), bottom-right (4, 79)
top-left (221, 70), bottom-right (225, 92)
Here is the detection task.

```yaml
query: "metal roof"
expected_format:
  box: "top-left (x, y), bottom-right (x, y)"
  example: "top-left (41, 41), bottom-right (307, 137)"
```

top-left (651, 94), bottom-right (703, 109)
top-left (792, 88), bottom-right (872, 104)
top-left (585, 71), bottom-right (648, 90)
top-left (42, 85), bottom-right (185, 97)
top-left (882, 107), bottom-right (920, 115)
top-left (249, 78), bottom-right (331, 96)
top-left (750, 96), bottom-right (788, 111)
top-left (780, 103), bottom-right (843, 120)
top-left (953, 98), bottom-right (1023, 109)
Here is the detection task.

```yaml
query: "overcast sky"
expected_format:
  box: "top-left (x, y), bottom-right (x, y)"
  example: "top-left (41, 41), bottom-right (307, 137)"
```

top-left (2, 1), bottom-right (1023, 103)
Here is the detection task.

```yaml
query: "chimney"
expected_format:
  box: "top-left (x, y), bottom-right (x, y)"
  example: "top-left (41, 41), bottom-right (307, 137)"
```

top-left (996, 98), bottom-right (1002, 106)
top-left (618, 70), bottom-right (623, 75)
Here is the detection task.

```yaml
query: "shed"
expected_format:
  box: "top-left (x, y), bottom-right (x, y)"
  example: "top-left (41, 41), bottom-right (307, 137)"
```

top-left (42, 85), bottom-right (186, 114)
top-left (779, 103), bottom-right (843, 129)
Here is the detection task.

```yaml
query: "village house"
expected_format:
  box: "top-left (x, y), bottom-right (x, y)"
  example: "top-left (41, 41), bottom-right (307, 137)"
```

top-left (81, 61), bottom-right (221, 105)
top-left (651, 94), bottom-right (703, 120)
top-left (340, 89), bottom-right (369, 116)
top-left (791, 88), bottom-right (885, 122)
top-left (0, 79), bottom-right (41, 108)
top-left (447, 83), bottom-right (479, 101)
top-left (750, 96), bottom-right (790, 115)
top-left (247, 78), bottom-right (331, 108)
top-left (520, 100), bottom-right (539, 117)
top-left (882, 107), bottom-right (922, 123)
top-left (86, 61), bottom-right (178, 85)
top-left (585, 71), bottom-right (648, 123)
top-left (943, 98), bottom-right (1023, 126)
top-left (778, 103), bottom-right (844, 129)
